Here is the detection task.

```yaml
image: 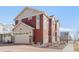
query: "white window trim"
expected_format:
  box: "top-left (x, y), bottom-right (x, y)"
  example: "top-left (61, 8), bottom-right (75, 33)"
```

top-left (28, 16), bottom-right (32, 20)
top-left (36, 15), bottom-right (40, 29)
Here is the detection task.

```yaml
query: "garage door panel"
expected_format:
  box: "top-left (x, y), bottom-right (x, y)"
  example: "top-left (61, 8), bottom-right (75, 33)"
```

top-left (15, 34), bottom-right (30, 44)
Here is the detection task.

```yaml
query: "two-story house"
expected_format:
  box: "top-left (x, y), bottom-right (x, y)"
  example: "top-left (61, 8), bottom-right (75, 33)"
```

top-left (13, 7), bottom-right (60, 45)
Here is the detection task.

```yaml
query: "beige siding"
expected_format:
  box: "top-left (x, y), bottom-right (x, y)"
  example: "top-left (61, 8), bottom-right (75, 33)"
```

top-left (43, 15), bottom-right (49, 44)
top-left (16, 8), bottom-right (42, 20)
top-left (51, 17), bottom-right (60, 43)
top-left (51, 17), bottom-right (56, 43)
top-left (56, 22), bottom-right (60, 44)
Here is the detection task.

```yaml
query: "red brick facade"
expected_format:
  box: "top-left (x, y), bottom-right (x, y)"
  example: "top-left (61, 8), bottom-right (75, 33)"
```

top-left (49, 19), bottom-right (52, 43)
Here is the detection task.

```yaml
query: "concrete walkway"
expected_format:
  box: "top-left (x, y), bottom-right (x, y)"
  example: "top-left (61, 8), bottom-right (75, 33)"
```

top-left (62, 43), bottom-right (74, 52)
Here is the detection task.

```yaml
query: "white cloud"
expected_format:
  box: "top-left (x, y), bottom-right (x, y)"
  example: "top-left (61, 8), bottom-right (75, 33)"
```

top-left (60, 27), bottom-right (75, 32)
top-left (60, 27), bottom-right (77, 40)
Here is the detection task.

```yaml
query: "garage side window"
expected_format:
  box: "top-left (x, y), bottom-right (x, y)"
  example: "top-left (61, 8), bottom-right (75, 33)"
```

top-left (36, 15), bottom-right (40, 29)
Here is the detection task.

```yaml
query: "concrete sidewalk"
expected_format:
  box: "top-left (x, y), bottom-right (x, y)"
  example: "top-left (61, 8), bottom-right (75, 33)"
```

top-left (62, 43), bottom-right (74, 52)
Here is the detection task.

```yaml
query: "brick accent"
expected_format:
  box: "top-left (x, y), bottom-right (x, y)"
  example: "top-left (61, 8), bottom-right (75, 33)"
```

top-left (33, 14), bottom-right (43, 44)
top-left (49, 19), bottom-right (52, 43)
top-left (40, 14), bottom-right (43, 44)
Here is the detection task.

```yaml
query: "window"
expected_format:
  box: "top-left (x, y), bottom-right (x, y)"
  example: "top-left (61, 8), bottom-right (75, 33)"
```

top-left (36, 15), bottom-right (40, 29)
top-left (28, 16), bottom-right (32, 20)
top-left (22, 18), bottom-right (27, 22)
top-left (44, 19), bottom-right (47, 30)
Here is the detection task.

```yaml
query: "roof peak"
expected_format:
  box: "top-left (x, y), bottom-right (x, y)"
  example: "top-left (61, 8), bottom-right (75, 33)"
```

top-left (14, 7), bottom-right (50, 20)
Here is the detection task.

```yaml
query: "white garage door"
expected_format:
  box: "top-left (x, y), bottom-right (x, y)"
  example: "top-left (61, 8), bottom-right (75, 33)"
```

top-left (14, 34), bottom-right (30, 44)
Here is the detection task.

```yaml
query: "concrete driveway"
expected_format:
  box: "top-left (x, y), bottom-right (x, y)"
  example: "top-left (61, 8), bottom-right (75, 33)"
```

top-left (0, 45), bottom-right (61, 52)
top-left (0, 43), bottom-right (74, 52)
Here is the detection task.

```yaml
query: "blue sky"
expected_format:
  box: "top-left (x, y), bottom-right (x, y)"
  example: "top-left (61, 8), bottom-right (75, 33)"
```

top-left (0, 6), bottom-right (79, 31)
top-left (0, 6), bottom-right (24, 24)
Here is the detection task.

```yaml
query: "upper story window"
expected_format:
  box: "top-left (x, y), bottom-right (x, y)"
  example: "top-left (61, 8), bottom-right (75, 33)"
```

top-left (22, 18), bottom-right (28, 22)
top-left (36, 15), bottom-right (40, 29)
top-left (28, 16), bottom-right (32, 20)
top-left (44, 17), bottom-right (49, 30)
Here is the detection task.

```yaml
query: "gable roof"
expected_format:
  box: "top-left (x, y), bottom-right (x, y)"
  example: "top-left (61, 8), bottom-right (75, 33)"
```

top-left (14, 7), bottom-right (51, 20)
top-left (13, 21), bottom-right (34, 31)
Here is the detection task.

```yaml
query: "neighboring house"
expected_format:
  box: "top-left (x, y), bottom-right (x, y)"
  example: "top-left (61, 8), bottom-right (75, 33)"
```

top-left (76, 31), bottom-right (79, 41)
top-left (0, 23), bottom-right (14, 43)
top-left (2, 24), bottom-right (14, 43)
top-left (60, 32), bottom-right (69, 44)
top-left (0, 23), bottom-right (4, 42)
top-left (13, 7), bottom-right (60, 45)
